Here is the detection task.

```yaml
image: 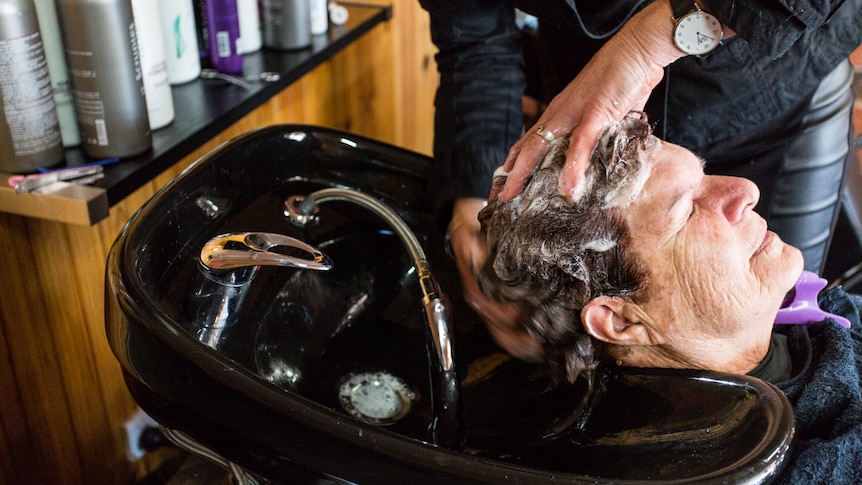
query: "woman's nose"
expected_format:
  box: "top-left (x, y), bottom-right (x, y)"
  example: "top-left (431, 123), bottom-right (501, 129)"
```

top-left (713, 176), bottom-right (760, 223)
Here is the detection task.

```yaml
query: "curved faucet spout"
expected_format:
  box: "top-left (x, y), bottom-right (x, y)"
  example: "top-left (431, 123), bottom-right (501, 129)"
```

top-left (201, 232), bottom-right (333, 272)
top-left (285, 188), bottom-right (463, 449)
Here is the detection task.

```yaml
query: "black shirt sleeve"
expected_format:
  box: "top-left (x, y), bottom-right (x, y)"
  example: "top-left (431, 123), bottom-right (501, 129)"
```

top-left (701, 0), bottom-right (852, 60)
top-left (420, 0), bottom-right (527, 230)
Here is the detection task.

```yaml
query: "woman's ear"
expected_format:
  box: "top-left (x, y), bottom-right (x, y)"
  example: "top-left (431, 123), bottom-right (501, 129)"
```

top-left (581, 295), bottom-right (655, 346)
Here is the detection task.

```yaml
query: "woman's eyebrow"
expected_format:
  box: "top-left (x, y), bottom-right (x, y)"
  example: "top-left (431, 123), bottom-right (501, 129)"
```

top-left (668, 185), bottom-right (695, 214)
top-left (667, 156), bottom-right (704, 213)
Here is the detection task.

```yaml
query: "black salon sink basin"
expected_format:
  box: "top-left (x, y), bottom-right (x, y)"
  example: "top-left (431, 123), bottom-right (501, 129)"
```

top-left (106, 125), bottom-right (795, 483)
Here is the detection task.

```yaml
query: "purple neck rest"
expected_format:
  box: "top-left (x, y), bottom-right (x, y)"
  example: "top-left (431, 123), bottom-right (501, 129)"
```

top-left (774, 270), bottom-right (851, 328)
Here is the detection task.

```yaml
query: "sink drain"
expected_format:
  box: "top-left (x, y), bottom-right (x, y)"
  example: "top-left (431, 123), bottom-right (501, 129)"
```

top-left (338, 371), bottom-right (415, 425)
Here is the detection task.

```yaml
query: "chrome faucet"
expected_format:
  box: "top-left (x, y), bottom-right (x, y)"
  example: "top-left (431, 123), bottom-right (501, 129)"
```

top-left (188, 232), bottom-right (332, 349)
top-left (200, 232), bottom-right (333, 272)
top-left (285, 188), bottom-right (463, 448)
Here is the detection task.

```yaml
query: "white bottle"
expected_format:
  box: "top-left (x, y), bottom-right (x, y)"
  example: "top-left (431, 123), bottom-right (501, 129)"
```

top-left (34, 0), bottom-right (80, 147)
top-left (132, 0), bottom-right (174, 130)
top-left (309, 0), bottom-right (327, 35)
top-left (237, 0), bottom-right (261, 53)
top-left (328, 2), bottom-right (348, 26)
top-left (158, 0), bottom-right (201, 84)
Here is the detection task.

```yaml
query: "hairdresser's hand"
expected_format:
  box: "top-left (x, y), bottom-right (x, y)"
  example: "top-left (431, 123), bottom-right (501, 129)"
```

top-left (496, 0), bottom-right (685, 202)
top-left (448, 198), bottom-right (544, 361)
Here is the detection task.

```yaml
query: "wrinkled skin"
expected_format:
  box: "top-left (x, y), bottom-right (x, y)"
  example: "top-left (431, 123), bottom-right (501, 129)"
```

top-left (455, 0), bottom-right (735, 359)
top-left (475, 113), bottom-right (804, 374)
top-left (583, 140), bottom-right (804, 374)
top-left (461, 0), bottom-right (684, 357)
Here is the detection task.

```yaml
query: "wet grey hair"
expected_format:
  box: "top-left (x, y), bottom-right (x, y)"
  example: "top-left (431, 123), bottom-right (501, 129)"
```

top-left (477, 112), bottom-right (658, 386)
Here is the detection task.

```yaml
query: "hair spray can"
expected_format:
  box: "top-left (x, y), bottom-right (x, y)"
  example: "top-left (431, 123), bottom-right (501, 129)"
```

top-left (0, 0), bottom-right (64, 173)
top-left (33, 0), bottom-right (80, 147)
top-left (205, 0), bottom-right (243, 73)
top-left (55, 0), bottom-right (152, 159)
top-left (261, 0), bottom-right (311, 51)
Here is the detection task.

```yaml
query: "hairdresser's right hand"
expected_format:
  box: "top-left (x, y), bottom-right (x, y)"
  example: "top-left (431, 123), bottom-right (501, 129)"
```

top-left (448, 198), bottom-right (544, 361)
top-left (495, 0), bottom-right (686, 202)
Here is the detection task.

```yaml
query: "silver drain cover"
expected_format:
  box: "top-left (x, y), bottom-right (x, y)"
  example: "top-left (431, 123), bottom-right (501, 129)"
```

top-left (338, 371), bottom-right (415, 425)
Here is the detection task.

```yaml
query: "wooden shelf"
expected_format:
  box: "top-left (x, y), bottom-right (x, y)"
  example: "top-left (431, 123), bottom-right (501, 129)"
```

top-left (0, 3), bottom-right (391, 226)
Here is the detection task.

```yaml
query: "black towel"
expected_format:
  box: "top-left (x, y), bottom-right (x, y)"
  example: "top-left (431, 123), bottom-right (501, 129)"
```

top-left (774, 287), bottom-right (862, 483)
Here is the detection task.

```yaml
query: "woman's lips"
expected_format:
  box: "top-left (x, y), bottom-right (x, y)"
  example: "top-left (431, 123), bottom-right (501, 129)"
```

top-left (754, 230), bottom-right (775, 257)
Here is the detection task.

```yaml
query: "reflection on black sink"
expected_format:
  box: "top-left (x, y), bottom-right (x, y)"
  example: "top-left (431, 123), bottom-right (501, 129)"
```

top-left (106, 125), bottom-right (795, 483)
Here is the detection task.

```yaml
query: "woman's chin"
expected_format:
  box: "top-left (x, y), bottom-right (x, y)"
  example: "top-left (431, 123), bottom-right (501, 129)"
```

top-left (777, 241), bottom-right (806, 289)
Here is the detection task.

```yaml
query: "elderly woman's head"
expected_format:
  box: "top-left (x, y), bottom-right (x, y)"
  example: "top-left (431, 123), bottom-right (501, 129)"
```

top-left (478, 112), bottom-right (804, 385)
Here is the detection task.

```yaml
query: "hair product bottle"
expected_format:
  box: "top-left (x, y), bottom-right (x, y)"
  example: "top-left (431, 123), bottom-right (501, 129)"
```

top-left (158, 0), bottom-right (201, 84)
top-left (0, 0), bottom-right (64, 173)
top-left (193, 0), bottom-right (208, 61)
top-left (236, 0), bottom-right (261, 53)
top-left (328, 2), bottom-right (348, 26)
top-left (261, 0), bottom-right (311, 51)
top-left (205, 0), bottom-right (243, 73)
top-left (33, 0), bottom-right (80, 147)
top-left (55, 0), bottom-right (152, 159)
top-left (309, 0), bottom-right (327, 35)
top-left (131, 0), bottom-right (174, 130)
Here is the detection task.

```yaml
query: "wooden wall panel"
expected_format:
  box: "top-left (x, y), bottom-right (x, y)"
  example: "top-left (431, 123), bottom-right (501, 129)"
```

top-left (388, 0), bottom-right (437, 155)
top-left (0, 214), bottom-right (85, 483)
top-left (0, 3), bottom-right (437, 483)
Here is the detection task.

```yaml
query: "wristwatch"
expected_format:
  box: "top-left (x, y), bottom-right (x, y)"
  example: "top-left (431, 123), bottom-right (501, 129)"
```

top-left (670, 0), bottom-right (723, 56)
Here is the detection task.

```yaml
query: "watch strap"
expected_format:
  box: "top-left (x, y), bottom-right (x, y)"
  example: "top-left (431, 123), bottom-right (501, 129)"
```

top-left (670, 0), bottom-right (698, 20)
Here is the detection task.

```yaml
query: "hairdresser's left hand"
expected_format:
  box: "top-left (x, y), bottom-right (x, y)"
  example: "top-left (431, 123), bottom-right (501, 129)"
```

top-left (448, 198), bottom-right (544, 361)
top-left (496, 0), bottom-right (686, 203)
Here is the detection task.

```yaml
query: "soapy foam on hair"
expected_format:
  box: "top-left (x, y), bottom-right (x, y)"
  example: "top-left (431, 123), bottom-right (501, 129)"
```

top-left (477, 111), bottom-right (655, 386)
top-left (596, 120), bottom-right (654, 209)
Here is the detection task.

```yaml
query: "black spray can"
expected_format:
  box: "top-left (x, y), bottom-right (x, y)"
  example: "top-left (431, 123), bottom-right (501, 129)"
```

top-left (0, 0), bottom-right (64, 173)
top-left (55, 0), bottom-right (151, 159)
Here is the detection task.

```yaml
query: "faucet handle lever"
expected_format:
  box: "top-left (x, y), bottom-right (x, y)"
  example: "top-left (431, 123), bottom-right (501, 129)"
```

top-left (201, 232), bottom-right (333, 271)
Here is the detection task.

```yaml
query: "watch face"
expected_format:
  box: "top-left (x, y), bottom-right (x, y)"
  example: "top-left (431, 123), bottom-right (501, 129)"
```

top-left (674, 10), bottom-right (722, 55)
